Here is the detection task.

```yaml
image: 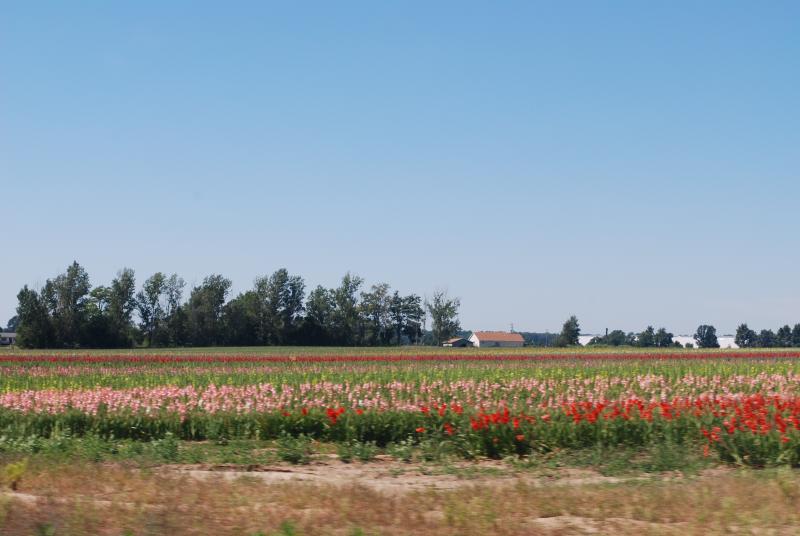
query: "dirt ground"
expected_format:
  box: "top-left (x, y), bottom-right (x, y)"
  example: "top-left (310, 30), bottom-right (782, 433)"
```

top-left (164, 454), bottom-right (649, 494)
top-left (2, 458), bottom-right (799, 535)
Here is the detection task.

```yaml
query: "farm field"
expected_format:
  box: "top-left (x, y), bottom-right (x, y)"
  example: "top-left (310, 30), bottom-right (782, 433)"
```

top-left (2, 347), bottom-right (800, 535)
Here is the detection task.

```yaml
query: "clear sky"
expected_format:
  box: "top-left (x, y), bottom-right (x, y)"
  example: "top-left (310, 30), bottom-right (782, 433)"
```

top-left (2, 1), bottom-right (798, 335)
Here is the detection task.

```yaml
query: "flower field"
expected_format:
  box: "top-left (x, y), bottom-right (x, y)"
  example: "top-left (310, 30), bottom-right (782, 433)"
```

top-left (2, 350), bottom-right (800, 465)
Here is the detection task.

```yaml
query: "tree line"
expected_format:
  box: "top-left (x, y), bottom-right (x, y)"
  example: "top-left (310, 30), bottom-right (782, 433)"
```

top-left (11, 262), bottom-right (463, 349)
top-left (583, 323), bottom-right (724, 349)
top-left (586, 325), bottom-right (684, 348)
top-left (735, 323), bottom-right (800, 348)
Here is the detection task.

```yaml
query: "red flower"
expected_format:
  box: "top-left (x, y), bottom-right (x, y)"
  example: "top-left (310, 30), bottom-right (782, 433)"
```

top-left (515, 434), bottom-right (525, 442)
top-left (416, 427), bottom-right (426, 433)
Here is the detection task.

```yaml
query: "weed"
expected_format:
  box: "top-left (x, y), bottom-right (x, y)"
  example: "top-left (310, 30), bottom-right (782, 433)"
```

top-left (276, 434), bottom-right (313, 465)
top-left (1, 458), bottom-right (27, 491)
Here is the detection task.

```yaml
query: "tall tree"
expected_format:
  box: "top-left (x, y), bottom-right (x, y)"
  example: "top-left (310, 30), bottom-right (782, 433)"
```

top-left (15, 286), bottom-right (54, 348)
top-left (776, 325), bottom-right (793, 347)
top-left (793, 324), bottom-right (800, 348)
top-left (162, 274), bottom-right (186, 346)
top-left (425, 290), bottom-right (461, 346)
top-left (186, 274), bottom-right (232, 346)
top-left (163, 274), bottom-right (185, 318)
top-left (389, 292), bottom-right (423, 345)
top-left (735, 323), bottom-right (757, 348)
top-left (758, 329), bottom-right (777, 348)
top-left (222, 291), bottom-right (260, 345)
top-left (254, 269), bottom-right (306, 345)
top-left (556, 315), bottom-right (580, 347)
top-left (637, 326), bottom-right (655, 347)
top-left (301, 285), bottom-right (335, 345)
top-left (136, 272), bottom-right (167, 347)
top-left (107, 268), bottom-right (136, 346)
top-left (41, 261), bottom-right (91, 346)
top-left (653, 327), bottom-right (674, 347)
top-left (331, 273), bottom-right (363, 345)
top-left (360, 283), bottom-right (391, 345)
top-left (5, 315), bottom-right (20, 333)
top-left (694, 324), bottom-right (719, 348)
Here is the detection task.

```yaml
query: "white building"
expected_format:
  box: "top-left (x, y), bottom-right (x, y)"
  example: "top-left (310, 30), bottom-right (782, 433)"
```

top-left (0, 332), bottom-right (17, 346)
top-left (468, 331), bottom-right (525, 348)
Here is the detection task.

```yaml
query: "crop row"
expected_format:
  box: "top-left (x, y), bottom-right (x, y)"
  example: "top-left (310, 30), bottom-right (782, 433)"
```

top-left (0, 395), bottom-right (798, 465)
top-left (3, 350), bottom-right (800, 364)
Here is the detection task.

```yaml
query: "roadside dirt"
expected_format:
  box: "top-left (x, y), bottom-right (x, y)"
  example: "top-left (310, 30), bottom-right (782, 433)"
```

top-left (160, 454), bottom-right (663, 495)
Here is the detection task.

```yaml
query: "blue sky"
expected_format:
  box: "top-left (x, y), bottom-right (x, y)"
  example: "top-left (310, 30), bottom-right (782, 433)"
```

top-left (2, 1), bottom-right (799, 335)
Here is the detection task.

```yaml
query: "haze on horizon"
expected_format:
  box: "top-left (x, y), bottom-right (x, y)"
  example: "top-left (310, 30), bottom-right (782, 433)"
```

top-left (2, 2), bottom-right (799, 336)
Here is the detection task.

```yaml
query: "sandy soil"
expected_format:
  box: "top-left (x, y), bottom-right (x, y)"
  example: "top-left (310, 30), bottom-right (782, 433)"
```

top-left (162, 454), bottom-right (658, 495)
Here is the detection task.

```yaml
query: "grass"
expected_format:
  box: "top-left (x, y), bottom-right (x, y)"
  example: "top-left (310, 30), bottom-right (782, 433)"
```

top-left (2, 458), bottom-right (799, 535)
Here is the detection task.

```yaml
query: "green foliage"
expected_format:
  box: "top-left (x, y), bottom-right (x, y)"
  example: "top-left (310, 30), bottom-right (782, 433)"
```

top-left (694, 324), bottom-right (719, 348)
top-left (556, 315), bottom-right (580, 347)
top-left (387, 439), bottom-right (415, 463)
top-left (14, 264), bottom-right (432, 348)
top-left (736, 323), bottom-right (757, 348)
top-left (336, 440), bottom-right (378, 462)
top-left (276, 434), bottom-right (314, 465)
top-left (425, 290), bottom-right (461, 345)
top-left (152, 432), bottom-right (180, 461)
top-left (1, 458), bottom-right (28, 490)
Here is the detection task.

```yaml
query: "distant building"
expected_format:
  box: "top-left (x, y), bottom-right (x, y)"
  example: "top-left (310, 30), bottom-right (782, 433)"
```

top-left (468, 331), bottom-right (524, 348)
top-left (0, 332), bottom-right (17, 346)
top-left (442, 337), bottom-right (473, 348)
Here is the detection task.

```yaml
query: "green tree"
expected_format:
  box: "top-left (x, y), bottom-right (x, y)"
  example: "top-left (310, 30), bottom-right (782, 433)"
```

top-left (776, 325), bottom-right (793, 347)
top-left (758, 329), bottom-right (776, 348)
top-left (792, 324), bottom-right (800, 348)
top-left (653, 327), bottom-right (674, 347)
top-left (222, 291), bottom-right (260, 345)
top-left (41, 261), bottom-right (91, 346)
top-left (254, 269), bottom-right (306, 345)
top-left (162, 274), bottom-right (186, 346)
top-left (360, 283), bottom-right (391, 345)
top-left (15, 286), bottom-right (55, 348)
top-left (107, 268), bottom-right (136, 346)
top-left (556, 315), bottom-right (580, 347)
top-left (735, 323), bottom-right (757, 348)
top-left (136, 272), bottom-right (167, 347)
top-left (425, 290), bottom-right (460, 346)
top-left (389, 292), bottom-right (423, 345)
top-left (5, 315), bottom-right (19, 333)
top-left (637, 326), bottom-right (655, 347)
top-left (186, 274), bottom-right (232, 346)
top-left (331, 273), bottom-right (364, 345)
top-left (694, 324), bottom-right (719, 348)
top-left (603, 330), bottom-right (628, 346)
top-left (300, 285), bottom-right (335, 345)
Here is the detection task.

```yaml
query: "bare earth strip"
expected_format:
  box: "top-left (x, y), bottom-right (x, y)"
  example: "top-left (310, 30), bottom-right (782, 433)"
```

top-left (3, 460), bottom-right (800, 535)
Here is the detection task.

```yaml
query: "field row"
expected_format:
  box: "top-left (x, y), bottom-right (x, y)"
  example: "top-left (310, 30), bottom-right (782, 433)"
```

top-left (2, 352), bottom-right (800, 465)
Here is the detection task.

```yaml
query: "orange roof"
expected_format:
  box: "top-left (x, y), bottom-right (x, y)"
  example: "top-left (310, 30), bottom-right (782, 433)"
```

top-left (472, 331), bottom-right (524, 343)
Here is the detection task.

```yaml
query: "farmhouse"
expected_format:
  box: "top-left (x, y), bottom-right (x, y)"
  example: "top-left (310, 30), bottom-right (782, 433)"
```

top-left (442, 337), bottom-right (473, 348)
top-left (0, 332), bottom-right (17, 346)
top-left (468, 331), bottom-right (524, 348)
